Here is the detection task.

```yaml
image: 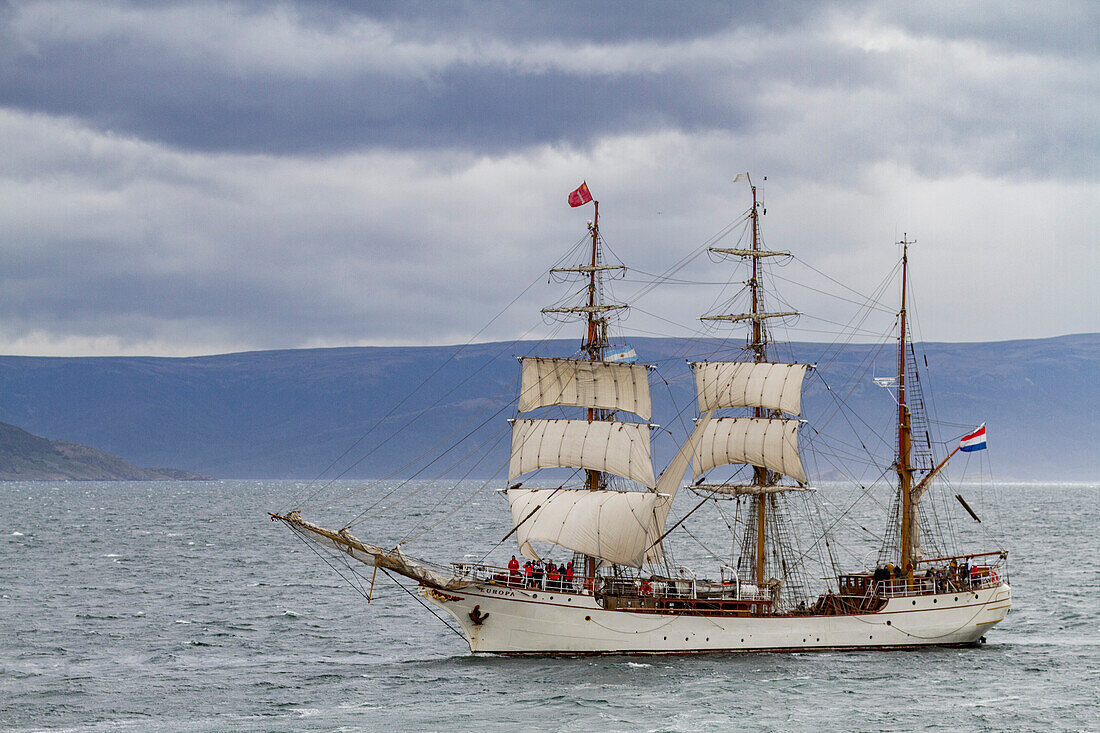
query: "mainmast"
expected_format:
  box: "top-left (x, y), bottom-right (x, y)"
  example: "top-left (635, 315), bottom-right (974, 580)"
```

top-left (700, 174), bottom-right (798, 596)
top-left (748, 184), bottom-right (769, 591)
top-left (897, 235), bottom-right (915, 578)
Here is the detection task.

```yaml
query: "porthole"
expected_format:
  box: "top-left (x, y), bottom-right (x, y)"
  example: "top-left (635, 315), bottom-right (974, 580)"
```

top-left (740, 638), bottom-right (745, 643)
top-left (955, 596), bottom-right (959, 601)
top-left (585, 615), bottom-right (591, 621)
top-left (933, 599), bottom-right (937, 604)
top-left (685, 637), bottom-right (689, 641)
top-left (886, 620), bottom-right (892, 626)
top-left (869, 635), bottom-right (873, 640)
top-left (549, 596), bottom-right (554, 600)
top-left (802, 638), bottom-right (806, 642)
top-left (706, 637), bottom-right (710, 642)
top-left (912, 600), bottom-right (917, 605)
top-left (532, 593), bottom-right (537, 599)
top-left (663, 636), bottom-right (667, 640)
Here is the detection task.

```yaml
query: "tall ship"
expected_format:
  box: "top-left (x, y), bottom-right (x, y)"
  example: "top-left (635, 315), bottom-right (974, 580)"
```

top-left (272, 177), bottom-right (1011, 653)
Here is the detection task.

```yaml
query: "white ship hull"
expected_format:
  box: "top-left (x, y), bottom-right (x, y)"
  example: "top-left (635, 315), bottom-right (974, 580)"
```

top-left (424, 583), bottom-right (1012, 654)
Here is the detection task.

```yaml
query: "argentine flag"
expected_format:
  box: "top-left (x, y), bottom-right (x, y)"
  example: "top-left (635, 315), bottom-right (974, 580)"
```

top-left (959, 424), bottom-right (988, 452)
top-left (605, 344), bottom-right (637, 363)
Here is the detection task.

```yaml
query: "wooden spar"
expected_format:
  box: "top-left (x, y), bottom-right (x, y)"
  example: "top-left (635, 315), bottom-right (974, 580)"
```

top-left (584, 198), bottom-right (602, 585)
top-left (897, 235), bottom-right (915, 578)
top-left (749, 180), bottom-right (768, 594)
top-left (367, 563), bottom-right (379, 603)
top-left (956, 494), bottom-right (983, 523)
top-left (915, 549), bottom-right (1004, 564)
top-left (912, 444), bottom-right (961, 501)
top-left (500, 504), bottom-right (542, 543)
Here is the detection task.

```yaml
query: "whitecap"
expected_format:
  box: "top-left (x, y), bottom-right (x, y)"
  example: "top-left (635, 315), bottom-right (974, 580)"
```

top-left (627, 662), bottom-right (651, 668)
top-left (175, 619), bottom-right (192, 624)
top-left (104, 553), bottom-right (121, 558)
top-left (12, 531), bottom-right (24, 536)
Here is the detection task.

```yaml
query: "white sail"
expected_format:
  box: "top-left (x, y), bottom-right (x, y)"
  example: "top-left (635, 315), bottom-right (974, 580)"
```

top-left (693, 417), bottom-right (807, 484)
top-left (509, 419), bottom-right (656, 488)
top-left (507, 488), bottom-right (666, 568)
top-left (518, 357), bottom-right (652, 420)
top-left (646, 411), bottom-right (715, 563)
top-left (693, 361), bottom-right (807, 416)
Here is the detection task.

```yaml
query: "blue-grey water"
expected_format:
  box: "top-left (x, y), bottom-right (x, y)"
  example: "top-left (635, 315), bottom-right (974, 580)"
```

top-left (2, 480), bottom-right (1097, 732)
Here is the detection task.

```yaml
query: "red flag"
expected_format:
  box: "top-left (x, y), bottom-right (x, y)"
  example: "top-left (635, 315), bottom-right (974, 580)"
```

top-left (567, 182), bottom-right (593, 207)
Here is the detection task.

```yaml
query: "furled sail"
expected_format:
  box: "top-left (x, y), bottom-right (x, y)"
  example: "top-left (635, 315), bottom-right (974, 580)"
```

top-left (509, 418), bottom-right (656, 488)
top-left (693, 417), bottom-right (807, 484)
top-left (518, 357), bottom-right (652, 420)
top-left (693, 361), bottom-right (807, 416)
top-left (506, 488), bottom-right (666, 568)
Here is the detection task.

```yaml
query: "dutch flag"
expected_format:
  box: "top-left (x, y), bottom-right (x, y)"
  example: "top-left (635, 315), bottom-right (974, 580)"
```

top-left (959, 424), bottom-right (988, 452)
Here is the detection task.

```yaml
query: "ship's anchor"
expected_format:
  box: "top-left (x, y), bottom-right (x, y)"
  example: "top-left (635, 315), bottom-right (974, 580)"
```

top-left (469, 605), bottom-right (489, 626)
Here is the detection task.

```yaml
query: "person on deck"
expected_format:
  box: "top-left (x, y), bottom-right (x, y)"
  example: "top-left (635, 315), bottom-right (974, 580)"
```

top-left (564, 562), bottom-right (574, 591)
top-left (533, 561), bottom-right (544, 590)
top-left (508, 555), bottom-right (520, 575)
top-left (547, 563), bottom-right (560, 591)
top-left (523, 561), bottom-right (534, 587)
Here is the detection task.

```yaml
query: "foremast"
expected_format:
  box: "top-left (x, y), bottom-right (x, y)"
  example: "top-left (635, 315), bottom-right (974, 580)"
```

top-left (511, 189), bottom-right (659, 572)
top-left (580, 201), bottom-right (607, 584)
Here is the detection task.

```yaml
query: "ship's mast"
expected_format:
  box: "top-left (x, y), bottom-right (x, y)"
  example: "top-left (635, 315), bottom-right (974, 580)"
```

top-left (584, 201), bottom-right (603, 584)
top-left (543, 189), bottom-right (632, 583)
top-left (700, 175), bottom-right (797, 597)
top-left (897, 235), bottom-right (915, 578)
top-left (748, 184), bottom-right (769, 590)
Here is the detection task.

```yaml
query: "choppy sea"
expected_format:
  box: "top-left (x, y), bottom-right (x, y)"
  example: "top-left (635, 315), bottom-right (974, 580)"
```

top-left (2, 480), bottom-right (1097, 732)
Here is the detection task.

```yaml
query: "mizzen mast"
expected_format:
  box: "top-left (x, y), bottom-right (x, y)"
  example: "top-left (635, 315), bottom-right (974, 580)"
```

top-left (897, 234), bottom-right (915, 579)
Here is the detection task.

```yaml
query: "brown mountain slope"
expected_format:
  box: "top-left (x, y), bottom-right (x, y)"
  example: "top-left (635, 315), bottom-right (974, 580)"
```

top-left (0, 422), bottom-right (210, 480)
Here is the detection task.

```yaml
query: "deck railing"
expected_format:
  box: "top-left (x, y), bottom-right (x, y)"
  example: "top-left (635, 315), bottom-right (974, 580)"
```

top-left (875, 569), bottom-right (1004, 598)
top-left (449, 562), bottom-right (777, 602)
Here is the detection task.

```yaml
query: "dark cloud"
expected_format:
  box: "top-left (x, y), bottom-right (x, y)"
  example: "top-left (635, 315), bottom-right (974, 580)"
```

top-left (1, 1), bottom-right (1095, 182)
top-left (0, 1), bottom-right (1095, 355)
top-left (882, 1), bottom-right (1100, 58)
top-left (284, 0), bottom-right (760, 43)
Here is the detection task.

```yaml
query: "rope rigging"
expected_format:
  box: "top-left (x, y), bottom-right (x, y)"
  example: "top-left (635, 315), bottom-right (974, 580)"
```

top-left (273, 185), bottom-right (1006, 629)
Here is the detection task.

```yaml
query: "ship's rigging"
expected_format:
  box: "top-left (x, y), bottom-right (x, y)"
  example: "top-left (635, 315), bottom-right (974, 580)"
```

top-left (271, 177), bottom-right (1008, 653)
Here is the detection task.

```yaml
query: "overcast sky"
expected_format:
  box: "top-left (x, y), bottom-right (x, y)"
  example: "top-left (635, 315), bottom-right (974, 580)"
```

top-left (0, 0), bottom-right (1096, 356)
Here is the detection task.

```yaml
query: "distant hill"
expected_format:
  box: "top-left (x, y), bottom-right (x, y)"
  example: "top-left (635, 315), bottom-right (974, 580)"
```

top-left (0, 333), bottom-right (1095, 480)
top-left (0, 422), bottom-right (210, 480)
